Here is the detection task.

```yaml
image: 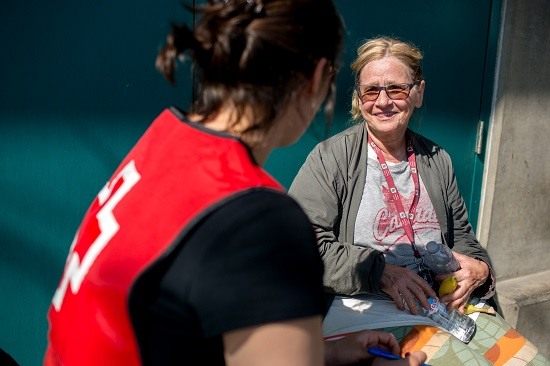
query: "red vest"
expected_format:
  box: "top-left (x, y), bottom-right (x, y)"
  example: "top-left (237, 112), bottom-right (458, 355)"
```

top-left (45, 108), bottom-right (283, 365)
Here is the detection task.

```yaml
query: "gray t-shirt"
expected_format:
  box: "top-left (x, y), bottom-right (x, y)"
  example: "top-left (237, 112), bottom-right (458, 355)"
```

top-left (354, 145), bottom-right (442, 272)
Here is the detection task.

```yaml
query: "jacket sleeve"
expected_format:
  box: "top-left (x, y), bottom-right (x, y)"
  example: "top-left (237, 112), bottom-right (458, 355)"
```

top-left (439, 150), bottom-right (496, 299)
top-left (289, 145), bottom-right (385, 296)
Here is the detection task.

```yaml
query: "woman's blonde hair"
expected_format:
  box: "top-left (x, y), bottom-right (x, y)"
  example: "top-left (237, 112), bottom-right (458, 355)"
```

top-left (350, 36), bottom-right (424, 121)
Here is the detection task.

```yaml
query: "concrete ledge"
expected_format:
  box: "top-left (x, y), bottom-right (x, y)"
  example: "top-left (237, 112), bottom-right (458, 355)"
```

top-left (496, 270), bottom-right (550, 359)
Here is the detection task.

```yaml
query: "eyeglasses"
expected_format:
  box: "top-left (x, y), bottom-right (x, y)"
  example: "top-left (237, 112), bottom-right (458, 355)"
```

top-left (355, 82), bottom-right (418, 103)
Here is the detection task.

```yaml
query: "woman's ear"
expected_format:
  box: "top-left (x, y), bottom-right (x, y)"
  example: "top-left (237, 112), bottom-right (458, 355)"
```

top-left (415, 80), bottom-right (426, 108)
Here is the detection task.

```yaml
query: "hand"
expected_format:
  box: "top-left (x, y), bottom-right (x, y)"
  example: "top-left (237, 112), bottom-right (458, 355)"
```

top-left (380, 264), bottom-right (437, 315)
top-left (372, 351), bottom-right (428, 366)
top-left (435, 252), bottom-right (489, 312)
top-left (325, 330), bottom-right (427, 366)
top-left (324, 330), bottom-right (400, 366)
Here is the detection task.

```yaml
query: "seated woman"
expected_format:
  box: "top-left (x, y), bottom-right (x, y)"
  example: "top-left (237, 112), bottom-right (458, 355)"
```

top-left (289, 36), bottom-right (549, 365)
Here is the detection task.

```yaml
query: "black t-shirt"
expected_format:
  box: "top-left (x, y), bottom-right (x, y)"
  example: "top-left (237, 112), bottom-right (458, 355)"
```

top-left (132, 189), bottom-right (326, 365)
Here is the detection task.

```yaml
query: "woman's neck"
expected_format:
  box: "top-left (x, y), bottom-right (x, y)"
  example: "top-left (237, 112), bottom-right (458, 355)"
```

top-left (368, 130), bottom-right (408, 163)
top-left (189, 107), bottom-right (274, 166)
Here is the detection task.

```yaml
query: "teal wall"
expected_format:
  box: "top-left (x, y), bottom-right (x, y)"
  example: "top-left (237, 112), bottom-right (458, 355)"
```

top-left (1, 1), bottom-right (192, 364)
top-left (0, 1), bottom-right (500, 365)
top-left (267, 1), bottom-right (501, 222)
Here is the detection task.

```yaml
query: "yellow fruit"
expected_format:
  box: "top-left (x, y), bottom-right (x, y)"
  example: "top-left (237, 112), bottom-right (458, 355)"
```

top-left (463, 302), bottom-right (496, 315)
top-left (438, 275), bottom-right (458, 297)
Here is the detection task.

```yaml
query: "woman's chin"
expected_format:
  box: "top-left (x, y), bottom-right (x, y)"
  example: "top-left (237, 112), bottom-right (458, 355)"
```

top-left (367, 121), bottom-right (407, 136)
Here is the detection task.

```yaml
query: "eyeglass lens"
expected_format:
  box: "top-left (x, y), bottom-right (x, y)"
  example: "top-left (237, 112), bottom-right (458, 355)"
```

top-left (357, 84), bottom-right (412, 102)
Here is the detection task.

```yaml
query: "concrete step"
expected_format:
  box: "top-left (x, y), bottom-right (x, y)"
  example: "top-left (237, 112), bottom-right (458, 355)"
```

top-left (496, 269), bottom-right (550, 359)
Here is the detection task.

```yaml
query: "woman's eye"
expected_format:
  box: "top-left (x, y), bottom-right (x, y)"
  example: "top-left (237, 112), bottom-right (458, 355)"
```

top-left (363, 87), bottom-right (379, 95)
top-left (387, 84), bottom-right (407, 92)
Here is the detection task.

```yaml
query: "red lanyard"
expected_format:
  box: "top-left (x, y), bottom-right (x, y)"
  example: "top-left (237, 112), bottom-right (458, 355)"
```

top-left (368, 133), bottom-right (422, 258)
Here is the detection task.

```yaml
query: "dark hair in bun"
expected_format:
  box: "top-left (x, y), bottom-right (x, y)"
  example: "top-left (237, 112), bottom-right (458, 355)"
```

top-left (157, 0), bottom-right (344, 137)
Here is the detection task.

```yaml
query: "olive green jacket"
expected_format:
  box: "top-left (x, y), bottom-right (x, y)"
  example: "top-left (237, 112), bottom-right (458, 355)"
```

top-left (289, 123), bottom-right (495, 299)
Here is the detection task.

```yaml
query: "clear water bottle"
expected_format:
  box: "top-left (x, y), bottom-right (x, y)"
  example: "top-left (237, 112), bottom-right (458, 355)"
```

top-left (422, 297), bottom-right (476, 343)
top-left (425, 241), bottom-right (461, 274)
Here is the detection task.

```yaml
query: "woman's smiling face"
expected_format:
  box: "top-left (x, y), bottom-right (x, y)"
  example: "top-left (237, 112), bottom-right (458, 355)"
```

top-left (358, 56), bottom-right (425, 140)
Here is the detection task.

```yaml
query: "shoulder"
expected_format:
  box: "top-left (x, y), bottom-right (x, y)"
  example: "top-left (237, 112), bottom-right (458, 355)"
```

top-left (187, 188), bottom-right (320, 264)
top-left (221, 189), bottom-right (313, 227)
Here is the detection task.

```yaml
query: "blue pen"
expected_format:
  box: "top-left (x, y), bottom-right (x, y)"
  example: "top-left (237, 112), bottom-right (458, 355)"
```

top-left (368, 346), bottom-right (431, 366)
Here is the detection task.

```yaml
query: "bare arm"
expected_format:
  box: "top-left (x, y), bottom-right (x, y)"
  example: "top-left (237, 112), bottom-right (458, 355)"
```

top-left (224, 316), bottom-right (324, 366)
top-left (225, 318), bottom-right (429, 366)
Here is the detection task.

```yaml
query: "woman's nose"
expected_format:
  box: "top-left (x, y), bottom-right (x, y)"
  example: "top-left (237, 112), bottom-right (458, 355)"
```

top-left (375, 89), bottom-right (392, 107)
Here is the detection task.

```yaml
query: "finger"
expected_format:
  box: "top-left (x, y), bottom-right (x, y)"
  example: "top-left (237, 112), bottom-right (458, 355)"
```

top-left (371, 351), bottom-right (428, 366)
top-left (408, 276), bottom-right (437, 309)
top-left (439, 277), bottom-right (467, 303)
top-left (447, 296), bottom-right (468, 312)
top-left (387, 290), bottom-right (406, 311)
top-left (445, 299), bottom-right (460, 312)
top-left (402, 292), bottom-right (420, 315)
top-left (435, 272), bottom-right (458, 282)
top-left (416, 296), bottom-right (431, 312)
top-left (435, 266), bottom-right (465, 282)
top-left (416, 277), bottom-right (438, 299)
top-left (387, 340), bottom-right (401, 355)
top-left (405, 350), bottom-right (428, 365)
top-left (443, 288), bottom-right (468, 311)
top-left (408, 282), bottom-right (432, 310)
top-left (454, 304), bottom-right (466, 314)
top-left (374, 331), bottom-right (400, 354)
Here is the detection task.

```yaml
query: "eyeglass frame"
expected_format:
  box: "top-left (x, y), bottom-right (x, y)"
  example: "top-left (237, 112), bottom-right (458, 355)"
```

top-left (355, 81), bottom-right (421, 103)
